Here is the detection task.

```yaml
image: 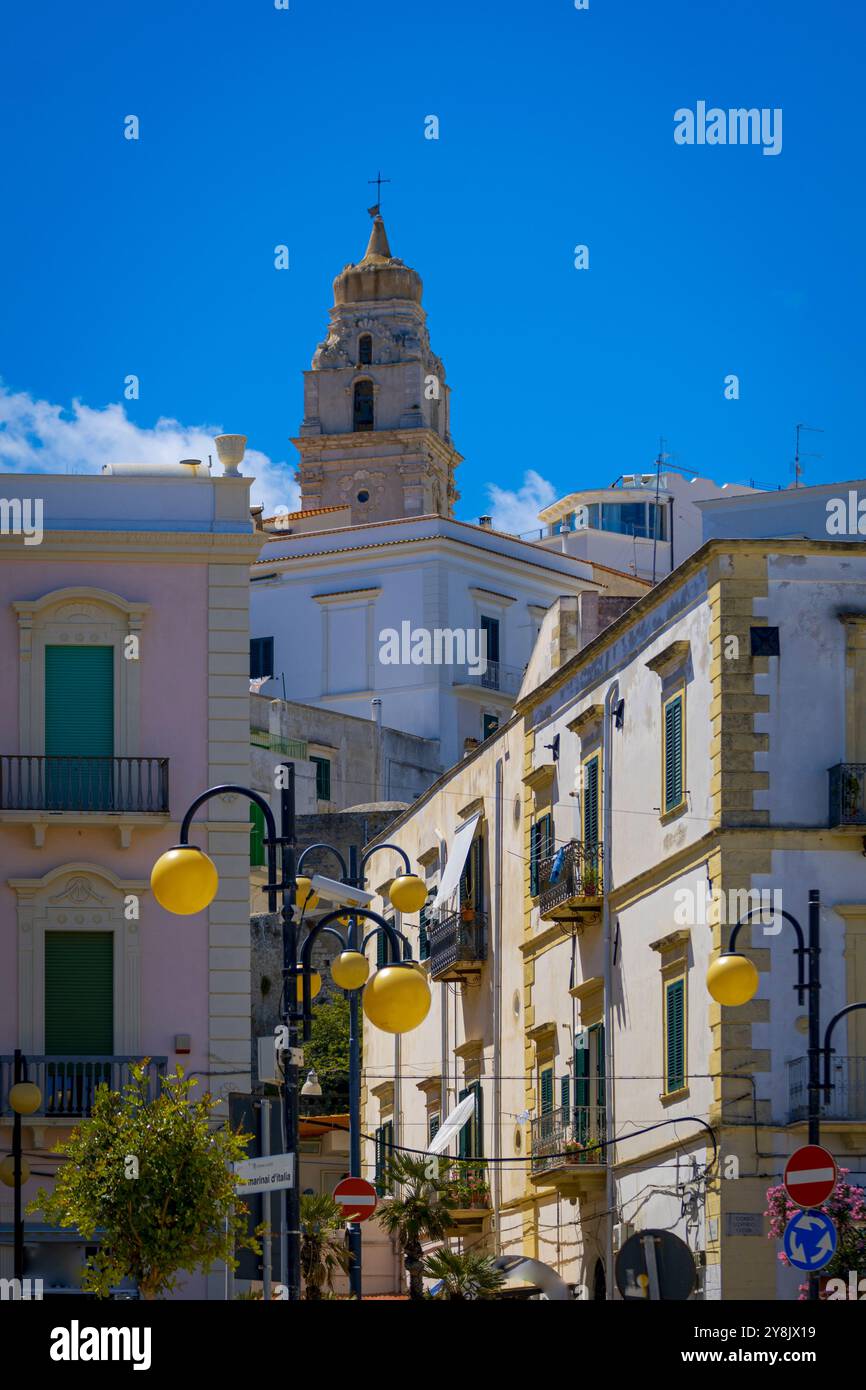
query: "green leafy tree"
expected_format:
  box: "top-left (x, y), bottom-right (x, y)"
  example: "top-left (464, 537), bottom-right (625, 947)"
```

top-left (375, 1153), bottom-right (451, 1299)
top-left (303, 995), bottom-right (352, 1114)
top-left (300, 1192), bottom-right (352, 1299)
top-left (30, 1063), bottom-right (258, 1300)
top-left (422, 1248), bottom-right (506, 1300)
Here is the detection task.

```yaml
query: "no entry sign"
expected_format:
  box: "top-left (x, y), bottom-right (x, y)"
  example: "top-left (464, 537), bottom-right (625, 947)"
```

top-left (333, 1176), bottom-right (378, 1223)
top-left (784, 1144), bottom-right (838, 1209)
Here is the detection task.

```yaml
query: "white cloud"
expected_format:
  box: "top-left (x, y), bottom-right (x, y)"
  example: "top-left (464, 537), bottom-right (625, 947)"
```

top-left (0, 381), bottom-right (299, 516)
top-left (485, 468), bottom-right (557, 534)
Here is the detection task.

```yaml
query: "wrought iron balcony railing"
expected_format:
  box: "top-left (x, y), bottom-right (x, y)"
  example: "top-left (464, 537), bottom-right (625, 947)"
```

top-left (0, 1056), bottom-right (167, 1119)
top-left (531, 1102), bottom-right (607, 1176)
top-left (536, 840), bottom-right (603, 917)
top-left (828, 763), bottom-right (866, 827)
top-left (787, 1055), bottom-right (866, 1123)
top-left (0, 755), bottom-right (169, 814)
top-left (451, 661), bottom-right (524, 696)
top-left (428, 907), bottom-right (488, 981)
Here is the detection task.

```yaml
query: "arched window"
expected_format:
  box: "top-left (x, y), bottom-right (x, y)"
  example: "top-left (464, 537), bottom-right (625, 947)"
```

top-left (353, 379), bottom-right (374, 432)
top-left (358, 334), bottom-right (373, 365)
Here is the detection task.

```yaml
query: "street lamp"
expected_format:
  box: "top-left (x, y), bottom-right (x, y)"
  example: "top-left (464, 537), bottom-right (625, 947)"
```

top-left (707, 889), bottom-right (866, 1301)
top-left (1, 1051), bottom-right (42, 1285)
top-left (150, 769), bottom-right (428, 1301)
top-left (295, 840), bottom-right (430, 1300)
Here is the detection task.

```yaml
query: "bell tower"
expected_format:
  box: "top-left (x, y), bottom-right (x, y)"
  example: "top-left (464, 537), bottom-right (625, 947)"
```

top-left (293, 211), bottom-right (461, 524)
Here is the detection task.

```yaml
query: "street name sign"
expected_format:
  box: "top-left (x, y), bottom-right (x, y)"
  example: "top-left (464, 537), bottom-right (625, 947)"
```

top-left (783, 1144), bottom-right (838, 1209)
top-left (234, 1153), bottom-right (295, 1194)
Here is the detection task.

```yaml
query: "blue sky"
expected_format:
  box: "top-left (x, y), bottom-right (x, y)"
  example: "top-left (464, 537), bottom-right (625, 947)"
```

top-left (1, 0), bottom-right (864, 524)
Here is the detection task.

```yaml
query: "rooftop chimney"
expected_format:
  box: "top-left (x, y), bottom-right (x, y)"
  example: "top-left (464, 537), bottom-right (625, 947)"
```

top-left (478, 515), bottom-right (493, 528)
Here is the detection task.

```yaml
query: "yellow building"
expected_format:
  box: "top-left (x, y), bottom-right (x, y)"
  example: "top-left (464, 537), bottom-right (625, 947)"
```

top-left (363, 539), bottom-right (866, 1299)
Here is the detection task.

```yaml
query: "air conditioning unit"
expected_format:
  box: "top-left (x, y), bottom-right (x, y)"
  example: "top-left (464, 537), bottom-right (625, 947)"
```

top-left (258, 1035), bottom-right (284, 1085)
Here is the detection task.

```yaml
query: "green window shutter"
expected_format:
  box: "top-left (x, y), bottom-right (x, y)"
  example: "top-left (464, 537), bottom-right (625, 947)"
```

top-left (664, 696), bottom-right (684, 812)
top-left (583, 756), bottom-right (600, 847)
top-left (377, 922), bottom-right (391, 968)
top-left (540, 1066), bottom-right (554, 1116)
top-left (666, 979), bottom-right (685, 1091)
top-left (529, 822), bottom-right (540, 895)
top-left (574, 1031), bottom-right (590, 1108)
top-left (560, 1076), bottom-right (570, 1113)
top-left (530, 814), bottom-right (552, 895)
top-left (311, 756), bottom-right (331, 802)
top-left (45, 647), bottom-right (114, 810)
top-left (593, 1023), bottom-right (606, 1109)
top-left (474, 1080), bottom-right (484, 1158)
top-left (45, 932), bottom-right (113, 1054)
top-left (458, 1086), bottom-right (471, 1159)
top-left (375, 1122), bottom-right (394, 1194)
top-left (428, 1112), bottom-right (440, 1143)
top-left (250, 802), bottom-right (265, 868)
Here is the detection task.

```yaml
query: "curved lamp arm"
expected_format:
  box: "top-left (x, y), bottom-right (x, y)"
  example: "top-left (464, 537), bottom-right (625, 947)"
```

top-left (179, 782), bottom-right (282, 913)
top-left (297, 842), bottom-right (349, 879)
top-left (822, 1001), bottom-right (866, 1092)
top-left (728, 908), bottom-right (807, 1004)
top-left (298, 908), bottom-right (410, 1039)
top-left (359, 841), bottom-right (412, 878)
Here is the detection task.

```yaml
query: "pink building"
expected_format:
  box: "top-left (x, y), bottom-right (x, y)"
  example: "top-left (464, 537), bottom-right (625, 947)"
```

top-left (0, 463), bottom-right (264, 1298)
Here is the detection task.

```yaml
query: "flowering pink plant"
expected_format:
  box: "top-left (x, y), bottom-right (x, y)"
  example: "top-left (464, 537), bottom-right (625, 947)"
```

top-left (766, 1169), bottom-right (866, 1298)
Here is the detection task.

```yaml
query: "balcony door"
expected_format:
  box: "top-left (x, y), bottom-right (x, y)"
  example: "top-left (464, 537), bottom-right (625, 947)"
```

top-left (44, 645), bottom-right (114, 809)
top-left (575, 1023), bottom-right (605, 1147)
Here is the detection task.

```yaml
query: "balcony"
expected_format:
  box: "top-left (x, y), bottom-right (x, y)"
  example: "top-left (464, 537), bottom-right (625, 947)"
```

top-left (536, 840), bottom-right (603, 922)
top-left (828, 763), bottom-right (866, 827)
top-left (787, 1055), bottom-right (866, 1124)
top-left (452, 661), bottom-right (524, 697)
top-left (0, 1056), bottom-right (167, 1120)
top-left (428, 908), bottom-right (488, 983)
top-left (530, 1103), bottom-right (607, 1195)
top-left (0, 756), bottom-right (169, 815)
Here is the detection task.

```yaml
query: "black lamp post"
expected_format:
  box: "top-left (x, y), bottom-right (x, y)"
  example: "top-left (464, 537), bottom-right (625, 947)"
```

top-left (709, 888), bottom-right (866, 1301)
top-left (296, 840), bottom-right (418, 1300)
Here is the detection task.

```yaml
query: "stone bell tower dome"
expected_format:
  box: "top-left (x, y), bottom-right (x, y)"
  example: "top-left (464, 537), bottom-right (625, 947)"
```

top-left (293, 212), bottom-right (462, 523)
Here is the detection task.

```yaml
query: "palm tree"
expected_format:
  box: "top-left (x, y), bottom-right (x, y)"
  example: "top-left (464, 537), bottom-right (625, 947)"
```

top-left (422, 1248), bottom-right (507, 1301)
top-left (299, 1193), bottom-right (352, 1299)
top-left (375, 1154), bottom-right (451, 1299)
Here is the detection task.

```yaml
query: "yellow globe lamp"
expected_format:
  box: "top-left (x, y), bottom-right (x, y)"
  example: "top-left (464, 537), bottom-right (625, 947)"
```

top-left (9, 1081), bottom-right (42, 1116)
top-left (0, 1155), bottom-right (29, 1187)
top-left (151, 845), bottom-right (219, 915)
top-left (706, 952), bottom-right (759, 1006)
top-left (331, 950), bottom-right (370, 991)
top-left (363, 961), bottom-right (431, 1034)
top-left (296, 877), bottom-right (320, 912)
top-left (296, 970), bottom-right (322, 1002)
top-left (388, 874), bottom-right (428, 914)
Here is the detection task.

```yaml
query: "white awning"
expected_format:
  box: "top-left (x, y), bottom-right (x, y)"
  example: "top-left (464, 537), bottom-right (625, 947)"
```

top-left (426, 1093), bottom-right (477, 1156)
top-left (428, 812), bottom-right (481, 914)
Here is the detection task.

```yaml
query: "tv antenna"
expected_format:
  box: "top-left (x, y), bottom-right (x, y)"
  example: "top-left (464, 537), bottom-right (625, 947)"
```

top-left (792, 422), bottom-right (824, 488)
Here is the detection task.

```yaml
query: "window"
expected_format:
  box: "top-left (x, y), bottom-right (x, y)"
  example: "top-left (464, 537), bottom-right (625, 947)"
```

top-left (358, 334), bottom-right (373, 365)
top-left (458, 1081), bottom-right (483, 1159)
top-left (377, 917), bottom-right (394, 968)
top-left (45, 931), bottom-right (113, 1054)
top-left (311, 755), bottom-right (331, 802)
top-left (648, 502), bottom-right (668, 541)
top-left (665, 977), bottom-right (686, 1092)
top-left (459, 835), bottom-right (484, 912)
top-left (250, 636), bottom-right (274, 681)
top-left (662, 690), bottom-right (685, 814)
top-left (582, 753), bottom-right (600, 847)
top-left (539, 1066), bottom-right (554, 1116)
top-left (750, 625), bottom-right (780, 656)
top-left (482, 712), bottom-right (499, 741)
top-left (601, 502), bottom-right (649, 538)
top-left (250, 802), bottom-right (266, 868)
top-left (374, 1121), bottom-right (394, 1194)
top-left (480, 615), bottom-right (500, 686)
top-left (560, 1075), bottom-right (570, 1113)
top-left (419, 893), bottom-right (433, 961)
top-left (529, 813), bottom-right (553, 895)
top-left (428, 1112), bottom-right (440, 1144)
top-left (353, 379), bottom-right (374, 431)
top-left (574, 1024), bottom-right (605, 1141)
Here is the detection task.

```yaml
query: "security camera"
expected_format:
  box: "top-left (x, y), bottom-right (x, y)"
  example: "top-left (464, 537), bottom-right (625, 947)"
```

top-left (310, 874), bottom-right (375, 908)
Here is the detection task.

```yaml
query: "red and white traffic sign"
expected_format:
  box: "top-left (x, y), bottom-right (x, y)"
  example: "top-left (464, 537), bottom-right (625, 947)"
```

top-left (784, 1145), bottom-right (838, 1209)
top-left (333, 1176), bottom-right (378, 1223)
